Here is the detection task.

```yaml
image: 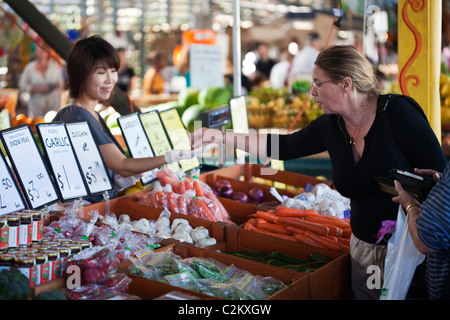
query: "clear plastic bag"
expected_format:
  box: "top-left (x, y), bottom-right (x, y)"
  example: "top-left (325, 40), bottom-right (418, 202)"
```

top-left (380, 205), bottom-right (425, 300)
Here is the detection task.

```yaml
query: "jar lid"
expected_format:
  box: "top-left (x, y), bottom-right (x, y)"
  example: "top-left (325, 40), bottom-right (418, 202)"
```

top-left (6, 215), bottom-right (19, 222)
top-left (40, 249), bottom-right (59, 258)
top-left (0, 253), bottom-right (13, 261)
top-left (55, 246), bottom-right (70, 254)
top-left (14, 256), bottom-right (35, 264)
top-left (29, 253), bottom-right (46, 262)
top-left (18, 212), bottom-right (32, 219)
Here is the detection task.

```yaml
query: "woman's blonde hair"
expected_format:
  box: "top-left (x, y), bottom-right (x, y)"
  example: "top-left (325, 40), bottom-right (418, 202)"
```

top-left (314, 45), bottom-right (380, 99)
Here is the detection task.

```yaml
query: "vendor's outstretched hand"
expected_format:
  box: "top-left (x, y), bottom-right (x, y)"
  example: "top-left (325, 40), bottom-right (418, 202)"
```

top-left (164, 143), bottom-right (215, 164)
top-left (392, 180), bottom-right (419, 209)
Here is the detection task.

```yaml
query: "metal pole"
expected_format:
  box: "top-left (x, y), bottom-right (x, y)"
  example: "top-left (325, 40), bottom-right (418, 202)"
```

top-left (232, 0), bottom-right (241, 97)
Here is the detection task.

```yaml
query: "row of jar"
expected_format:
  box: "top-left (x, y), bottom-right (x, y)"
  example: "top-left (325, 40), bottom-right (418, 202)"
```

top-left (0, 210), bottom-right (45, 250)
top-left (0, 237), bottom-right (92, 287)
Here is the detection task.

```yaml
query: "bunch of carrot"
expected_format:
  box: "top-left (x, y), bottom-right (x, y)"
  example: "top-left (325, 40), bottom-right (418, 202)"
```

top-left (138, 166), bottom-right (233, 224)
top-left (244, 207), bottom-right (351, 252)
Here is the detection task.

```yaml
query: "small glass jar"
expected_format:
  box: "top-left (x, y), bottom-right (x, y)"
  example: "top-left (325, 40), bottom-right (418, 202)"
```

top-left (18, 212), bottom-right (32, 247)
top-left (40, 249), bottom-right (60, 281)
top-left (0, 253), bottom-right (13, 271)
top-left (6, 215), bottom-right (19, 248)
top-left (72, 239), bottom-right (92, 251)
top-left (31, 211), bottom-right (43, 243)
top-left (55, 246), bottom-right (71, 276)
top-left (14, 256), bottom-right (36, 288)
top-left (0, 217), bottom-right (8, 249)
top-left (63, 243), bottom-right (81, 256)
top-left (29, 253), bottom-right (46, 286)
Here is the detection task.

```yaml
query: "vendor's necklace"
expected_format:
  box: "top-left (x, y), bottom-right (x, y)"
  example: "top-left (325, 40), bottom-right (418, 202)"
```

top-left (347, 107), bottom-right (368, 145)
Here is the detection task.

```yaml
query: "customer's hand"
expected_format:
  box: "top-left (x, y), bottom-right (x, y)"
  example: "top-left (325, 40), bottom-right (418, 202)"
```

top-left (413, 168), bottom-right (442, 182)
top-left (392, 180), bottom-right (420, 210)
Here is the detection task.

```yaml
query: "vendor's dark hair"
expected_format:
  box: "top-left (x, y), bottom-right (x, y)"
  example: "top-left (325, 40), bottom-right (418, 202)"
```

top-left (67, 35), bottom-right (120, 103)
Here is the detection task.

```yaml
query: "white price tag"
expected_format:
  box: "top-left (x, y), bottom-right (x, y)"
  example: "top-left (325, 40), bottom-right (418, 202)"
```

top-left (65, 122), bottom-right (113, 195)
top-left (0, 124), bottom-right (59, 209)
top-left (36, 122), bottom-right (89, 201)
top-left (0, 150), bottom-right (25, 215)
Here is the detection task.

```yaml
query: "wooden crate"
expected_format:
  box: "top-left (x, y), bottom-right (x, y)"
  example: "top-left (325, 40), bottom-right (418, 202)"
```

top-left (118, 243), bottom-right (309, 300)
top-left (225, 224), bottom-right (351, 300)
top-left (199, 163), bottom-right (332, 190)
top-left (81, 195), bottom-right (228, 251)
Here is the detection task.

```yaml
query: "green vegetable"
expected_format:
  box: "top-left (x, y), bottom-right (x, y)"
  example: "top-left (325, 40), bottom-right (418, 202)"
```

top-left (33, 290), bottom-right (67, 300)
top-left (0, 268), bottom-right (32, 300)
top-left (270, 251), bottom-right (307, 265)
top-left (189, 259), bottom-right (227, 282)
top-left (267, 259), bottom-right (290, 267)
top-left (308, 253), bottom-right (330, 263)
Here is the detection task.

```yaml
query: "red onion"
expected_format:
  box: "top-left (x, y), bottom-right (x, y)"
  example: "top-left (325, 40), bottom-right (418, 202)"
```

top-left (248, 187), bottom-right (264, 203)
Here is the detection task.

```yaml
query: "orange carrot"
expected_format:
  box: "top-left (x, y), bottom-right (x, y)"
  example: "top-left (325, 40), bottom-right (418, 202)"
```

top-left (167, 192), bottom-right (179, 213)
top-left (285, 226), bottom-right (306, 235)
top-left (257, 222), bottom-right (292, 235)
top-left (342, 227), bottom-right (352, 239)
top-left (294, 233), bottom-right (326, 249)
top-left (275, 217), bottom-right (329, 237)
top-left (154, 191), bottom-right (165, 208)
top-left (252, 227), bottom-right (298, 242)
top-left (253, 211), bottom-right (278, 223)
top-left (184, 178), bottom-right (194, 191)
top-left (177, 180), bottom-right (186, 195)
top-left (321, 224), bottom-right (343, 237)
top-left (303, 231), bottom-right (346, 252)
top-left (275, 207), bottom-right (319, 218)
top-left (177, 196), bottom-right (188, 215)
top-left (305, 215), bottom-right (350, 229)
top-left (337, 237), bottom-right (350, 247)
top-left (193, 180), bottom-right (205, 197)
top-left (193, 198), bottom-right (216, 222)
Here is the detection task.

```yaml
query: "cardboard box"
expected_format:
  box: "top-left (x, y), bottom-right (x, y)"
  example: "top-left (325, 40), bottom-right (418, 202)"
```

top-left (224, 224), bottom-right (351, 300)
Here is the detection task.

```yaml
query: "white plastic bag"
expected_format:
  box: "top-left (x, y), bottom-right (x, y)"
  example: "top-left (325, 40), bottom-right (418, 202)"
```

top-left (380, 205), bottom-right (425, 300)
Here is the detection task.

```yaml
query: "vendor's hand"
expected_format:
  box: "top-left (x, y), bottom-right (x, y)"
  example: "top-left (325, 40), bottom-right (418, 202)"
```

top-left (392, 180), bottom-right (420, 210)
top-left (114, 173), bottom-right (142, 191)
top-left (164, 144), bottom-right (215, 164)
top-left (413, 168), bottom-right (442, 182)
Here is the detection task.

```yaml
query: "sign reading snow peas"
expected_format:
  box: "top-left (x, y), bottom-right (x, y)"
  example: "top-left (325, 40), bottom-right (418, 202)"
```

top-left (0, 124), bottom-right (59, 209)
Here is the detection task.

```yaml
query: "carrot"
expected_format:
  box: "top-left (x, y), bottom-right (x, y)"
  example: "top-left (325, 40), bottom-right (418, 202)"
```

top-left (337, 237), bottom-right (350, 247)
top-left (294, 233), bottom-right (326, 249)
top-left (253, 211), bottom-right (278, 223)
top-left (325, 235), bottom-right (338, 242)
top-left (275, 207), bottom-right (319, 218)
top-left (193, 198), bottom-right (216, 222)
top-left (321, 224), bottom-right (343, 237)
top-left (275, 217), bottom-right (330, 237)
top-left (167, 192), bottom-right (179, 213)
top-left (342, 227), bottom-right (352, 239)
top-left (146, 191), bottom-right (158, 207)
top-left (303, 231), bottom-right (347, 252)
top-left (305, 215), bottom-right (350, 229)
top-left (252, 227), bottom-right (298, 242)
top-left (177, 179), bottom-right (186, 195)
top-left (177, 196), bottom-right (188, 215)
top-left (193, 180), bottom-right (205, 197)
top-left (285, 226), bottom-right (306, 235)
top-left (257, 222), bottom-right (292, 235)
top-left (154, 191), bottom-right (166, 208)
top-left (184, 178), bottom-right (194, 192)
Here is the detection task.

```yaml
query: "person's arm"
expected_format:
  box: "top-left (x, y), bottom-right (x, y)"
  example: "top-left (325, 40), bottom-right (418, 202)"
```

top-left (393, 180), bottom-right (438, 255)
top-left (191, 127), bottom-right (268, 159)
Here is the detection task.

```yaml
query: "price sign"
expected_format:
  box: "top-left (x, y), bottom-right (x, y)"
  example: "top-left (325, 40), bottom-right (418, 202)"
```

top-left (36, 122), bottom-right (89, 202)
top-left (0, 149), bottom-right (25, 215)
top-left (139, 110), bottom-right (180, 172)
top-left (229, 95), bottom-right (249, 162)
top-left (65, 121), bottom-right (113, 195)
top-left (0, 124), bottom-right (59, 209)
top-left (118, 113), bottom-right (157, 185)
top-left (158, 108), bottom-right (200, 172)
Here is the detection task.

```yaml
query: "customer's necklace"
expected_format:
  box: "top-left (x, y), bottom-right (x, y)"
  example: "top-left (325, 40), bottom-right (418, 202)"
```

top-left (347, 107), bottom-right (368, 146)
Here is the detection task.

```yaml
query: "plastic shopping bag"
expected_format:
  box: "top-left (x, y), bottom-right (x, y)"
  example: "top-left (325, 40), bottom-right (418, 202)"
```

top-left (380, 205), bottom-right (425, 300)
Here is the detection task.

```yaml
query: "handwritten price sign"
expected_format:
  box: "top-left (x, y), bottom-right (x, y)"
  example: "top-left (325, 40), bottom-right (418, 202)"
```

top-left (65, 122), bottom-right (113, 195)
top-left (0, 124), bottom-right (59, 209)
top-left (36, 123), bottom-right (89, 202)
top-left (0, 150), bottom-right (25, 215)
